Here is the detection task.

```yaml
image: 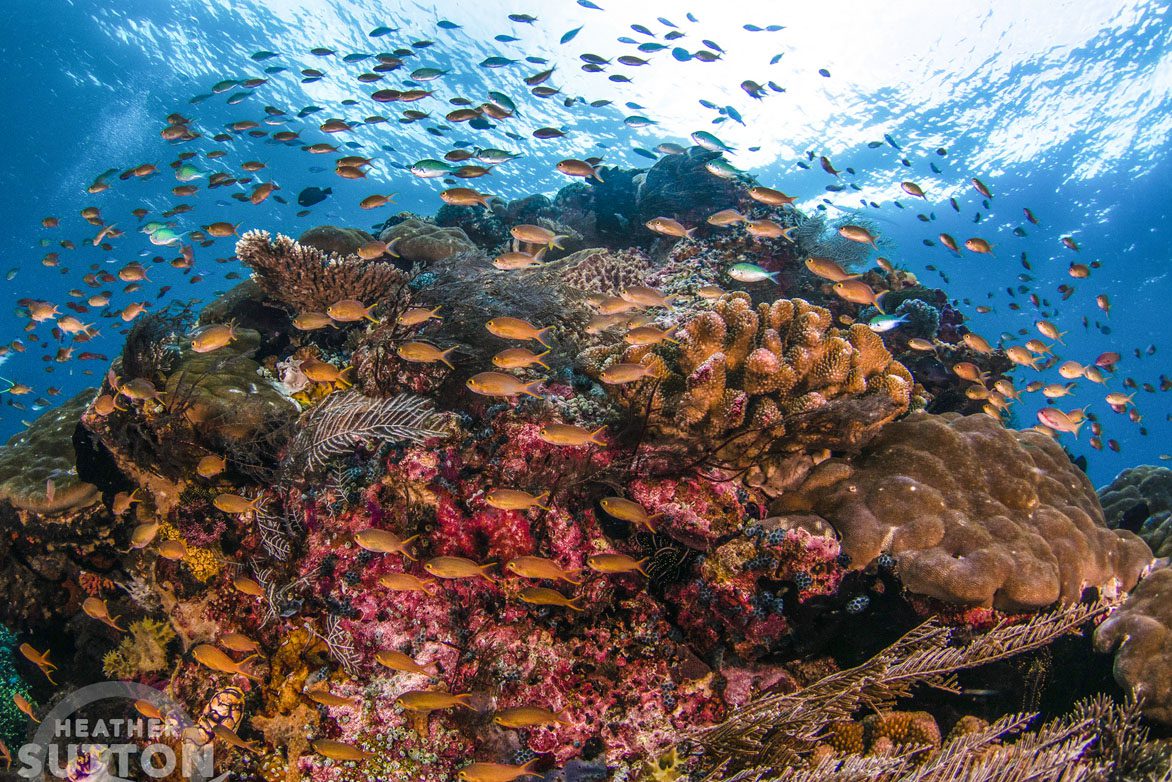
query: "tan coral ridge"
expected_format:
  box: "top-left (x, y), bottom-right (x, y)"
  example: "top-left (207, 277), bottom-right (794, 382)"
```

top-left (1094, 563), bottom-right (1172, 724)
top-left (785, 412), bottom-right (1153, 612)
top-left (583, 293), bottom-right (915, 465)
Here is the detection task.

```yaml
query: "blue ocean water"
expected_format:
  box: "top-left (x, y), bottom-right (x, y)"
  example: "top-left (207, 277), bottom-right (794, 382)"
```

top-left (0, 0), bottom-right (1168, 486)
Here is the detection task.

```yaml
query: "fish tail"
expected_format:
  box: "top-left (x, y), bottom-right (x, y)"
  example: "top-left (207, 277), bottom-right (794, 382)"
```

top-left (520, 758), bottom-right (542, 775)
top-left (636, 557), bottom-right (650, 577)
top-left (478, 563), bottom-right (497, 581)
top-left (536, 360), bottom-right (551, 371)
top-left (440, 347), bottom-right (457, 369)
top-left (522, 380), bottom-right (544, 398)
top-left (324, 187), bottom-right (332, 194)
top-left (454, 693), bottom-right (474, 709)
top-left (594, 170), bottom-right (605, 183)
top-left (550, 235), bottom-right (568, 250)
top-left (386, 237), bottom-right (401, 257)
top-left (401, 534), bottom-right (420, 560)
top-left (566, 597), bottom-right (584, 612)
top-left (589, 426), bottom-right (607, 447)
top-left (685, 227), bottom-right (696, 238)
top-left (535, 327), bottom-right (553, 348)
top-left (874, 291), bottom-right (887, 315)
top-left (767, 271), bottom-right (781, 284)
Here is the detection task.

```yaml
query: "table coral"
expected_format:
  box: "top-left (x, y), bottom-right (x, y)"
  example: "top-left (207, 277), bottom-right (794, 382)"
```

top-left (787, 412), bottom-right (1152, 611)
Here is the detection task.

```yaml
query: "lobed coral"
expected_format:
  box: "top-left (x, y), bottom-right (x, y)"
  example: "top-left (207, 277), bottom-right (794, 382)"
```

top-left (1094, 563), bottom-right (1172, 724)
top-left (379, 217), bottom-right (476, 264)
top-left (583, 294), bottom-right (914, 467)
top-left (784, 412), bottom-right (1153, 611)
top-left (1099, 465), bottom-right (1172, 557)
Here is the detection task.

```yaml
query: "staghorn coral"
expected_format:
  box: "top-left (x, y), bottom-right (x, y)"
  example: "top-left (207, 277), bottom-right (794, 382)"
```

top-left (236, 229), bottom-right (409, 313)
top-left (784, 412), bottom-right (1152, 612)
top-left (585, 294), bottom-right (914, 466)
top-left (1099, 465), bottom-right (1172, 556)
top-left (1093, 563), bottom-right (1172, 724)
top-left (101, 617), bottom-right (175, 679)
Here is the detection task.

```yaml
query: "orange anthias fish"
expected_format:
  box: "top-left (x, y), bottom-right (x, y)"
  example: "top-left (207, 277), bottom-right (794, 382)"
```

top-left (192, 644), bottom-right (259, 680)
top-left (354, 529), bottom-right (419, 559)
top-left (81, 597), bottom-right (124, 632)
top-left (457, 759), bottom-right (543, 782)
top-left (505, 556), bottom-right (581, 584)
top-left (395, 690), bottom-right (473, 713)
top-left (13, 693), bottom-right (39, 723)
top-left (375, 650), bottom-right (438, 677)
top-left (313, 739), bottom-right (374, 762)
top-left (423, 556), bottom-right (496, 583)
top-left (19, 644), bottom-right (57, 685)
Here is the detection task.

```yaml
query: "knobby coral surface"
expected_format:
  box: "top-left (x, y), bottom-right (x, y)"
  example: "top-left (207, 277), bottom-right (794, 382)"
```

top-left (785, 412), bottom-right (1152, 612)
top-left (1094, 563), bottom-right (1172, 723)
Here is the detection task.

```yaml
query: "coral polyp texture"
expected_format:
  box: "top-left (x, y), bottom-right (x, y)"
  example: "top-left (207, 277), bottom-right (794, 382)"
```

top-left (0, 145), bottom-right (1167, 782)
top-left (785, 412), bottom-right (1152, 612)
top-left (1094, 563), bottom-right (1172, 723)
top-left (583, 293), bottom-right (915, 467)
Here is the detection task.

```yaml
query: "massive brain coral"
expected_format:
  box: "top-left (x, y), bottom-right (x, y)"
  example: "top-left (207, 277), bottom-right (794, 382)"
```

top-left (584, 294), bottom-right (914, 465)
top-left (785, 412), bottom-right (1152, 612)
top-left (1093, 563), bottom-right (1172, 724)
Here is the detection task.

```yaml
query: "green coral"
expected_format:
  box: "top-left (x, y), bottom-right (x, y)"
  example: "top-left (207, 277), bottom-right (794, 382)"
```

top-left (102, 618), bottom-right (176, 679)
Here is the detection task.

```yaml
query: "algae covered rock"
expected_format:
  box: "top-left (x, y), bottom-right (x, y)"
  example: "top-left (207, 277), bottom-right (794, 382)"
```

top-left (0, 388), bottom-right (99, 515)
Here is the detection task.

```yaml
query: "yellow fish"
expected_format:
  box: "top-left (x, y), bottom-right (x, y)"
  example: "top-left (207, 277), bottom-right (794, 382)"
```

top-left (13, 693), bottom-right (39, 723)
top-left (191, 322), bottom-right (237, 353)
top-left (537, 424), bottom-right (606, 447)
top-left (486, 317), bottom-right (551, 347)
top-left (423, 557), bottom-right (496, 583)
top-left (81, 597), bottom-right (124, 632)
top-left (395, 690), bottom-right (473, 712)
top-left (232, 576), bottom-right (265, 597)
top-left (466, 372), bottom-right (543, 399)
top-left (18, 644), bottom-right (57, 685)
top-left (327, 298), bottom-right (379, 324)
top-left (219, 633), bottom-right (260, 654)
top-left (510, 224), bottom-right (565, 249)
top-left (599, 363), bottom-right (654, 385)
top-left (457, 759), bottom-right (542, 782)
top-left (354, 529), bottom-right (418, 559)
top-left (505, 556), bottom-right (580, 584)
top-left (586, 553), bottom-right (648, 577)
top-left (492, 348), bottom-right (550, 370)
top-left (599, 497), bottom-right (659, 533)
top-left (192, 644), bottom-right (259, 680)
top-left (195, 454), bottom-right (226, 478)
top-left (397, 341), bottom-right (456, 369)
top-left (517, 586), bottom-right (583, 611)
top-left (313, 739), bottom-right (374, 762)
top-left (305, 685), bottom-right (358, 708)
top-left (375, 650), bottom-right (438, 677)
top-left (831, 280), bottom-right (885, 312)
top-left (213, 493), bottom-right (262, 515)
top-left (493, 706), bottom-right (571, 729)
top-left (485, 489), bottom-right (549, 511)
top-left (397, 305), bottom-right (442, 327)
top-left (378, 572), bottom-right (438, 594)
top-left (804, 257), bottom-right (858, 283)
top-left (292, 312), bottom-right (336, 331)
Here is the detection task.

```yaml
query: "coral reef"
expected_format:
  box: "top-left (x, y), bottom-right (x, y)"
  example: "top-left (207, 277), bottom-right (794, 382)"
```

top-left (236, 229), bottom-right (409, 312)
top-left (1094, 563), bottom-right (1172, 724)
top-left (379, 217), bottom-right (477, 264)
top-left (583, 294), bottom-right (914, 467)
top-left (782, 412), bottom-right (1152, 611)
top-left (1100, 465), bottom-right (1172, 557)
top-left (0, 388), bottom-right (99, 514)
top-left (1, 152), bottom-right (1166, 782)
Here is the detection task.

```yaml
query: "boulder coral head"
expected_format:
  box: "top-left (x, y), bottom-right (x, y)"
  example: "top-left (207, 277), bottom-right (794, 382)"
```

top-left (786, 412), bottom-right (1152, 612)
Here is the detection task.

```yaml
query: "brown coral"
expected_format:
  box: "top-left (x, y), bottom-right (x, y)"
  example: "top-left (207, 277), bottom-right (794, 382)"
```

top-left (788, 412), bottom-right (1152, 612)
top-left (236, 229), bottom-right (408, 312)
top-left (585, 294), bottom-right (913, 465)
top-left (1094, 563), bottom-right (1172, 723)
top-left (378, 217), bottom-right (475, 264)
top-left (553, 247), bottom-right (651, 296)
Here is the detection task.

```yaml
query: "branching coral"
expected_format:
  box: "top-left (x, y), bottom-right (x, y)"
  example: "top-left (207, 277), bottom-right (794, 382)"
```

top-left (784, 412), bottom-right (1152, 611)
top-left (236, 229), bottom-right (409, 312)
top-left (583, 294), bottom-right (914, 466)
